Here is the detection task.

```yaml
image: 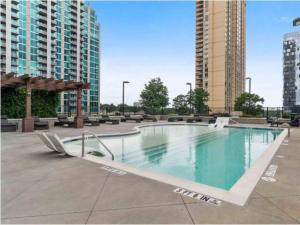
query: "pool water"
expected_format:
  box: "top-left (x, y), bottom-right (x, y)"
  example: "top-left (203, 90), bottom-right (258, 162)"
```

top-left (66, 125), bottom-right (282, 190)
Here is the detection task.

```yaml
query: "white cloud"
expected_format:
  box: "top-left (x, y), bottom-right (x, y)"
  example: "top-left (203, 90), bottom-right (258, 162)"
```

top-left (276, 16), bottom-right (293, 23)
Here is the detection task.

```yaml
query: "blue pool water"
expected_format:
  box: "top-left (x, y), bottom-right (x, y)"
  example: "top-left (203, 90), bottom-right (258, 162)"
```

top-left (66, 125), bottom-right (282, 190)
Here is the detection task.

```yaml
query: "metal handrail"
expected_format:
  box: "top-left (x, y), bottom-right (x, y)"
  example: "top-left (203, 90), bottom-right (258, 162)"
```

top-left (82, 131), bottom-right (114, 160)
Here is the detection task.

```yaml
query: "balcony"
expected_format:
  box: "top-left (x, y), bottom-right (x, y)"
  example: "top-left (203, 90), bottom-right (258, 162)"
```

top-left (11, 0), bottom-right (19, 4)
top-left (37, 21), bottom-right (47, 28)
top-left (38, 36), bottom-right (47, 44)
top-left (37, 15), bottom-right (47, 22)
top-left (37, 42), bottom-right (47, 49)
top-left (38, 29), bottom-right (47, 36)
top-left (11, 27), bottom-right (18, 34)
top-left (11, 11), bottom-right (18, 19)
top-left (11, 35), bottom-right (18, 43)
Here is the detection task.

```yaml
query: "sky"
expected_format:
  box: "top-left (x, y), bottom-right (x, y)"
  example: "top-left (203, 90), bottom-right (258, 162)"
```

top-left (89, 1), bottom-right (300, 107)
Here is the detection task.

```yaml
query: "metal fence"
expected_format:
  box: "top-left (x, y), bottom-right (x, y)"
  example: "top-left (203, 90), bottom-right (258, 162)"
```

top-left (263, 106), bottom-right (300, 119)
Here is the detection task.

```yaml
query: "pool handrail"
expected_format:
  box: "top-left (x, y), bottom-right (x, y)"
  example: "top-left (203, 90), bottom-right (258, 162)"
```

top-left (82, 130), bottom-right (115, 160)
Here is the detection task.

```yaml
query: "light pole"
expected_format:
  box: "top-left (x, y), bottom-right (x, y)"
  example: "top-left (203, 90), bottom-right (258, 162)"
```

top-left (186, 82), bottom-right (192, 114)
top-left (122, 81), bottom-right (130, 116)
top-left (246, 77), bottom-right (251, 94)
top-left (246, 77), bottom-right (252, 113)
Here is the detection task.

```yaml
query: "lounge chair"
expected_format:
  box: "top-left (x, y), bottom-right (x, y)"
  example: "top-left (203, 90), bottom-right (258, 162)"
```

top-left (143, 115), bottom-right (158, 122)
top-left (84, 116), bottom-right (99, 126)
top-left (1, 115), bottom-right (18, 132)
top-left (289, 117), bottom-right (299, 127)
top-left (186, 118), bottom-right (196, 123)
top-left (54, 115), bottom-right (74, 127)
top-left (99, 115), bottom-right (119, 124)
top-left (36, 131), bottom-right (80, 156)
top-left (33, 116), bottom-right (49, 130)
top-left (121, 114), bottom-right (141, 123)
top-left (36, 131), bottom-right (61, 152)
top-left (186, 115), bottom-right (203, 123)
top-left (168, 116), bottom-right (183, 122)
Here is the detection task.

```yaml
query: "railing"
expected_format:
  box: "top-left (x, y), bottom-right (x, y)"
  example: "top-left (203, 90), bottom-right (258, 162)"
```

top-left (81, 131), bottom-right (114, 160)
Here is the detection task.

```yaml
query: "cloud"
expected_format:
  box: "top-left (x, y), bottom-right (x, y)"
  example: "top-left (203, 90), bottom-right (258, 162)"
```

top-left (276, 16), bottom-right (293, 23)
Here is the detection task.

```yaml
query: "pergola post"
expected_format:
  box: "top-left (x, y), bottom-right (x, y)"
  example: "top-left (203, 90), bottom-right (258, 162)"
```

top-left (74, 86), bottom-right (84, 128)
top-left (22, 78), bottom-right (34, 132)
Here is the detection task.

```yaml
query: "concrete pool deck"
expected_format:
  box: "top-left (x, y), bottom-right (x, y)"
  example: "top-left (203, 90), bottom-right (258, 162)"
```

top-left (1, 121), bottom-right (300, 224)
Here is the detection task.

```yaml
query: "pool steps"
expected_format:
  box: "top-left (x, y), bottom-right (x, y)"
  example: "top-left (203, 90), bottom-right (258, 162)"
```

top-left (115, 130), bottom-right (238, 167)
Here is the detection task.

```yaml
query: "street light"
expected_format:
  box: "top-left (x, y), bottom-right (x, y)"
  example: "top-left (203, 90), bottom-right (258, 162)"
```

top-left (122, 81), bottom-right (130, 116)
top-left (246, 77), bottom-right (252, 114)
top-left (246, 77), bottom-right (252, 94)
top-left (186, 82), bottom-right (192, 114)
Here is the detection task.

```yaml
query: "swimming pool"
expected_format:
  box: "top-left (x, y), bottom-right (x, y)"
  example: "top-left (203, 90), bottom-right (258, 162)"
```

top-left (65, 124), bottom-right (283, 191)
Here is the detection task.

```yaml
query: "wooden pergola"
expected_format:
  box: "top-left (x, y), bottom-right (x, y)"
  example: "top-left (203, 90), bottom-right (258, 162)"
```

top-left (1, 73), bottom-right (90, 132)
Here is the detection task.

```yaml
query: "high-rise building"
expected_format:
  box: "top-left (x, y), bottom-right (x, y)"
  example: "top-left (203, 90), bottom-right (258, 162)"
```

top-left (0, 0), bottom-right (100, 113)
top-left (283, 31), bottom-right (300, 107)
top-left (195, 0), bottom-right (246, 113)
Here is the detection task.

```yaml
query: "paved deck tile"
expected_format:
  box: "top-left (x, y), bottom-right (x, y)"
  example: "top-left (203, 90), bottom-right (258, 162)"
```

top-left (1, 122), bottom-right (300, 224)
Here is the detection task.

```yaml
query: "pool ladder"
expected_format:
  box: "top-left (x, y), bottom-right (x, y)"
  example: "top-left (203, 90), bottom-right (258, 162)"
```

top-left (81, 131), bottom-right (115, 160)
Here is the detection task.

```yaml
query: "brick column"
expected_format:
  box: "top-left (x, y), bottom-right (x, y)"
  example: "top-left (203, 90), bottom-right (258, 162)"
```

top-left (74, 87), bottom-right (83, 128)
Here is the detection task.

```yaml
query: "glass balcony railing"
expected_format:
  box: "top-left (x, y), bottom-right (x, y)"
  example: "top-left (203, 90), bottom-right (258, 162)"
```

top-left (11, 27), bottom-right (18, 34)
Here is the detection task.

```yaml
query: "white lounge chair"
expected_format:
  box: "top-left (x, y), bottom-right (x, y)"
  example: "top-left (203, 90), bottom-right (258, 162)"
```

top-left (36, 131), bottom-right (61, 153)
top-left (36, 132), bottom-right (80, 157)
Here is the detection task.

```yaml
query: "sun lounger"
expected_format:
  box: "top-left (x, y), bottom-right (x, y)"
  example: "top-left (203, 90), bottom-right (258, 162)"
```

top-left (143, 115), bottom-right (158, 122)
top-left (99, 115), bottom-right (119, 124)
top-left (1, 115), bottom-right (18, 132)
top-left (121, 115), bottom-right (141, 123)
top-left (168, 116), bottom-right (183, 122)
top-left (54, 115), bottom-right (74, 127)
top-left (36, 131), bottom-right (61, 152)
top-left (33, 116), bottom-right (49, 130)
top-left (84, 116), bottom-right (100, 126)
top-left (36, 131), bottom-right (80, 157)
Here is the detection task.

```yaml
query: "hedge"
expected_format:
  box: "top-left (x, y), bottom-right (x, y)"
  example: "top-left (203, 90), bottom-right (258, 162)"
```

top-left (1, 87), bottom-right (60, 118)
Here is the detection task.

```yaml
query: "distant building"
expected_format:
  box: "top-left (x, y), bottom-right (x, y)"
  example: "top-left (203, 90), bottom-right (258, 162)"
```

top-left (0, 0), bottom-right (100, 113)
top-left (283, 31), bottom-right (300, 107)
top-left (195, 0), bottom-right (246, 113)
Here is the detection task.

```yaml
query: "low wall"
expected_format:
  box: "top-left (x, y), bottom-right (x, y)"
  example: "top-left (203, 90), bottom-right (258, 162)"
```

top-left (232, 117), bottom-right (267, 124)
top-left (7, 118), bottom-right (58, 131)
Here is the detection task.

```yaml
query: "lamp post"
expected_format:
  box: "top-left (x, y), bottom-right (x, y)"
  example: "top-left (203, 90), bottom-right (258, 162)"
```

top-left (246, 77), bottom-right (251, 94)
top-left (246, 77), bottom-right (252, 114)
top-left (186, 82), bottom-right (192, 114)
top-left (122, 81), bottom-right (130, 116)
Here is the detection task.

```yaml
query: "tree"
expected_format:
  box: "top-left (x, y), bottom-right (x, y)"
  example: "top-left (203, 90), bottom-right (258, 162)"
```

top-left (234, 92), bottom-right (264, 116)
top-left (173, 94), bottom-right (190, 115)
top-left (140, 78), bottom-right (169, 114)
top-left (191, 88), bottom-right (209, 114)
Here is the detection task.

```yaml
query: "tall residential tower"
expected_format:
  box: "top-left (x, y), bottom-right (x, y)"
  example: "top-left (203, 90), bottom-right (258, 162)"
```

top-left (283, 31), bottom-right (300, 107)
top-left (195, 0), bottom-right (246, 113)
top-left (0, 0), bottom-right (100, 113)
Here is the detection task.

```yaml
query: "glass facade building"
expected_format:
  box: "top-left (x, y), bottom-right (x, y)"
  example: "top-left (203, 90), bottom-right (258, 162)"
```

top-left (283, 31), bottom-right (300, 107)
top-left (0, 0), bottom-right (100, 113)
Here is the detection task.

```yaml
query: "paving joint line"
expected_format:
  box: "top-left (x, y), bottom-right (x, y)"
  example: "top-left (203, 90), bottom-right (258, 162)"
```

top-left (262, 194), bottom-right (300, 223)
top-left (180, 195), bottom-right (196, 224)
top-left (90, 202), bottom-right (186, 213)
top-left (85, 171), bottom-right (111, 224)
top-left (1, 210), bottom-right (91, 220)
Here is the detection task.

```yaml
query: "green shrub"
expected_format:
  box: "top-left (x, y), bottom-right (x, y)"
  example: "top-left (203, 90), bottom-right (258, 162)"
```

top-left (1, 87), bottom-right (59, 118)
